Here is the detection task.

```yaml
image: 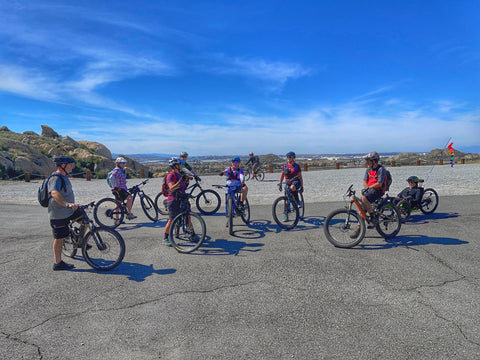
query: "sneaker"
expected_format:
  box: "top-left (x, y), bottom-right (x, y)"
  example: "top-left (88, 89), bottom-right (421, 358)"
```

top-left (282, 215), bottom-right (289, 222)
top-left (53, 261), bottom-right (75, 271)
top-left (163, 237), bottom-right (171, 247)
top-left (350, 226), bottom-right (361, 239)
top-left (126, 213), bottom-right (137, 220)
top-left (297, 201), bottom-right (302, 208)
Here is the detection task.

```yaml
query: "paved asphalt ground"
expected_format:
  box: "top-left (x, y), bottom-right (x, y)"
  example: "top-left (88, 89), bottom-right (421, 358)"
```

top-left (1, 193), bottom-right (479, 359)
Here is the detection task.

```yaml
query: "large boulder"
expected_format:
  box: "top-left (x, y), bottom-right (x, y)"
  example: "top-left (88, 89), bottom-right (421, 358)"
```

top-left (41, 125), bottom-right (60, 138)
top-left (77, 140), bottom-right (112, 159)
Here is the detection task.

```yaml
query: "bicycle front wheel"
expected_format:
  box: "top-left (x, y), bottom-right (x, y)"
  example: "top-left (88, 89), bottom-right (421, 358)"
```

top-left (254, 171), bottom-right (264, 181)
top-left (94, 198), bottom-right (124, 229)
top-left (196, 189), bottom-right (221, 215)
top-left (240, 198), bottom-right (250, 224)
top-left (375, 203), bottom-right (401, 239)
top-left (155, 193), bottom-right (169, 216)
top-left (420, 188), bottom-right (439, 214)
top-left (141, 195), bottom-right (158, 222)
top-left (82, 228), bottom-right (125, 271)
top-left (272, 196), bottom-right (299, 230)
top-left (298, 191), bottom-right (305, 219)
top-left (227, 197), bottom-right (234, 235)
top-left (324, 209), bottom-right (366, 248)
top-left (244, 171), bottom-right (251, 181)
top-left (169, 212), bottom-right (206, 253)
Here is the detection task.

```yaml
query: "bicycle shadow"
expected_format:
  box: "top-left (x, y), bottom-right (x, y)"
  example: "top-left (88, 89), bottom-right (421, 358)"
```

top-left (196, 235), bottom-right (264, 256)
top-left (69, 258), bottom-right (176, 282)
top-left (115, 219), bottom-right (168, 231)
top-left (403, 212), bottom-right (460, 225)
top-left (355, 234), bottom-right (468, 250)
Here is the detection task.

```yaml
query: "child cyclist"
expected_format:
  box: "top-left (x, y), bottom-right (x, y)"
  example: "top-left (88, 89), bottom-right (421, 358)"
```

top-left (278, 151), bottom-right (304, 221)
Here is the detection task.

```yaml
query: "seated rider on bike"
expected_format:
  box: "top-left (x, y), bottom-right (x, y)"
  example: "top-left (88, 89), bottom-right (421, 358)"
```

top-left (393, 176), bottom-right (422, 207)
top-left (278, 151), bottom-right (304, 221)
top-left (361, 151), bottom-right (387, 224)
top-left (219, 156), bottom-right (248, 207)
top-left (245, 152), bottom-right (260, 177)
top-left (109, 157), bottom-right (136, 220)
top-left (163, 158), bottom-right (188, 246)
top-left (179, 151), bottom-right (200, 182)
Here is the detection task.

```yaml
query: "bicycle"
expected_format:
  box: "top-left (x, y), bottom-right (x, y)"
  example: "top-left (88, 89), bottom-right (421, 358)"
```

top-left (395, 180), bottom-right (439, 222)
top-left (244, 165), bottom-right (265, 181)
top-left (94, 179), bottom-right (158, 228)
top-left (155, 176), bottom-right (221, 216)
top-left (272, 176), bottom-right (305, 230)
top-left (213, 184), bottom-right (251, 235)
top-left (168, 192), bottom-right (207, 253)
top-left (323, 185), bottom-right (402, 248)
top-left (62, 202), bottom-right (126, 271)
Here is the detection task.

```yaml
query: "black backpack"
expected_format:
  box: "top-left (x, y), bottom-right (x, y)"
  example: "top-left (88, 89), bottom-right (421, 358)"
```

top-left (38, 173), bottom-right (66, 207)
top-left (383, 169), bottom-right (392, 192)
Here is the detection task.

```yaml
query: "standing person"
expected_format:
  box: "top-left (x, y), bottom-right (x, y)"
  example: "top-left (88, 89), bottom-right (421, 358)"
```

top-left (109, 157), bottom-right (136, 221)
top-left (163, 158), bottom-right (188, 246)
top-left (245, 152), bottom-right (260, 178)
top-left (361, 151), bottom-right (387, 222)
top-left (178, 151), bottom-right (200, 181)
top-left (48, 155), bottom-right (81, 271)
top-left (278, 151), bottom-right (303, 221)
top-left (220, 156), bottom-right (248, 206)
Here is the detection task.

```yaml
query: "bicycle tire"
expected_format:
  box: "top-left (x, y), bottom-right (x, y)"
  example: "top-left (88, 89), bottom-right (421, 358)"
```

top-left (245, 171), bottom-right (251, 181)
top-left (227, 197), bottom-right (234, 235)
top-left (82, 227), bottom-right (125, 271)
top-left (272, 196), bottom-right (299, 230)
top-left (62, 231), bottom-right (78, 258)
top-left (240, 198), bottom-right (250, 224)
top-left (254, 171), bottom-right (265, 181)
top-left (375, 203), bottom-right (401, 239)
top-left (396, 199), bottom-right (411, 222)
top-left (195, 189), bottom-right (221, 215)
top-left (154, 193), bottom-right (169, 216)
top-left (93, 198), bottom-right (124, 229)
top-left (141, 195), bottom-right (158, 222)
top-left (324, 209), bottom-right (366, 248)
top-left (420, 188), bottom-right (439, 214)
top-left (298, 191), bottom-right (305, 219)
top-left (169, 212), bottom-right (206, 253)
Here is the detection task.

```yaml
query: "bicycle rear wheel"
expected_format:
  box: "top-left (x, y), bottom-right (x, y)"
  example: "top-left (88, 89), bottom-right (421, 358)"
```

top-left (154, 193), bottom-right (169, 216)
top-left (82, 228), bottom-right (125, 271)
top-left (298, 191), bottom-right (305, 219)
top-left (240, 198), bottom-right (250, 224)
top-left (324, 209), bottom-right (365, 248)
top-left (169, 212), bottom-right (206, 253)
top-left (244, 171), bottom-right (251, 181)
top-left (195, 189), bottom-right (221, 215)
top-left (254, 171), bottom-right (264, 181)
top-left (420, 188), bottom-right (439, 214)
top-left (141, 195), bottom-right (158, 222)
top-left (62, 232), bottom-right (78, 258)
top-left (227, 197), bottom-right (234, 235)
top-left (272, 196), bottom-right (299, 230)
top-left (375, 203), bottom-right (401, 239)
top-left (94, 198), bottom-right (124, 228)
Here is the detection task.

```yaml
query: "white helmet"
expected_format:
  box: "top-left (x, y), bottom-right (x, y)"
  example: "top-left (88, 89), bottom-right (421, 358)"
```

top-left (116, 157), bottom-right (127, 164)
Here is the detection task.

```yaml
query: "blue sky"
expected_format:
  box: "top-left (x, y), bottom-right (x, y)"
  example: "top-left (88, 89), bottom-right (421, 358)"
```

top-left (0, 0), bottom-right (479, 156)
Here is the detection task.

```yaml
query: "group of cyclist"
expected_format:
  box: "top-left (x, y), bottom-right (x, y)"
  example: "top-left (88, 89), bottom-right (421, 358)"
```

top-left (45, 150), bottom-right (421, 268)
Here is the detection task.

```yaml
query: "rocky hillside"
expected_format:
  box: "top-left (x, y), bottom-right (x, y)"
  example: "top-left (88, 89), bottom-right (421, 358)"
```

top-left (0, 125), bottom-right (149, 180)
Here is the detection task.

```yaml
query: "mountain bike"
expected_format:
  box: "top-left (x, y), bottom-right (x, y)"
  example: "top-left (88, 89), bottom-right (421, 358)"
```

top-left (213, 184), bottom-right (250, 235)
top-left (168, 192), bottom-right (207, 253)
top-left (244, 165), bottom-right (265, 181)
top-left (62, 202), bottom-right (125, 271)
top-left (155, 176), bottom-right (221, 216)
top-left (395, 180), bottom-right (439, 222)
top-left (272, 176), bottom-right (304, 230)
top-left (93, 179), bottom-right (158, 228)
top-left (323, 185), bottom-right (402, 248)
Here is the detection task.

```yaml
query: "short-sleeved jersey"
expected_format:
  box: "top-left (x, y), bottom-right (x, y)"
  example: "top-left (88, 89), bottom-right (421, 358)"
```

top-left (363, 164), bottom-right (386, 189)
top-left (110, 166), bottom-right (128, 190)
top-left (166, 171), bottom-right (185, 202)
top-left (283, 163), bottom-right (301, 180)
top-left (224, 166), bottom-right (245, 186)
top-left (47, 172), bottom-right (75, 220)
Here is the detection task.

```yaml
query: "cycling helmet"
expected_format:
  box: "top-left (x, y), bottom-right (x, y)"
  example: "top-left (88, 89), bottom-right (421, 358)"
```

top-left (169, 157), bottom-right (181, 168)
top-left (115, 156), bottom-right (127, 164)
top-left (407, 176), bottom-right (419, 184)
top-left (180, 151), bottom-right (188, 157)
top-left (249, 152), bottom-right (253, 156)
top-left (53, 155), bottom-right (75, 165)
top-left (232, 156), bottom-right (241, 163)
top-left (364, 151), bottom-right (380, 162)
top-left (286, 151), bottom-right (296, 158)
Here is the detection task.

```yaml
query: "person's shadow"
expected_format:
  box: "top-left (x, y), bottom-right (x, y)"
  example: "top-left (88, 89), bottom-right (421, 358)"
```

top-left (356, 234), bottom-right (468, 250)
top-left (194, 235), bottom-right (264, 256)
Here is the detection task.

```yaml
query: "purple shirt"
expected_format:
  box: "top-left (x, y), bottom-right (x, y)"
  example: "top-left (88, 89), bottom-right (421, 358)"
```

top-left (166, 171), bottom-right (186, 202)
top-left (110, 167), bottom-right (128, 191)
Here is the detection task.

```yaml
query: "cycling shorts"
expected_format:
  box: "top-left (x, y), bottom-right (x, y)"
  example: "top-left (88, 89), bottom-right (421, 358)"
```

top-left (363, 188), bottom-right (383, 203)
top-left (167, 200), bottom-right (180, 220)
top-left (113, 188), bottom-right (130, 202)
top-left (50, 209), bottom-right (84, 239)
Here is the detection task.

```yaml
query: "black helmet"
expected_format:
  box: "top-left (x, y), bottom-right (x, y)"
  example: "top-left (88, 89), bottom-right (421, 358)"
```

top-left (364, 151), bottom-right (380, 161)
top-left (286, 151), bottom-right (296, 158)
top-left (54, 155), bottom-right (75, 165)
top-left (232, 156), bottom-right (240, 163)
top-left (169, 157), bottom-right (181, 168)
top-left (180, 151), bottom-right (188, 157)
top-left (407, 176), bottom-right (419, 184)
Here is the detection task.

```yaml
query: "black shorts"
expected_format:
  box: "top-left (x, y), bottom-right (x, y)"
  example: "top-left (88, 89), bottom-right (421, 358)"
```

top-left (168, 200), bottom-right (180, 220)
top-left (363, 188), bottom-right (383, 203)
top-left (113, 188), bottom-right (130, 202)
top-left (50, 209), bottom-right (84, 239)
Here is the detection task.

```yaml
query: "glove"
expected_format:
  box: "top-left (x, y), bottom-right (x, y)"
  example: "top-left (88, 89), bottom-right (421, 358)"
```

top-left (195, 175), bottom-right (201, 182)
top-left (219, 171), bottom-right (224, 176)
top-left (277, 183), bottom-right (282, 192)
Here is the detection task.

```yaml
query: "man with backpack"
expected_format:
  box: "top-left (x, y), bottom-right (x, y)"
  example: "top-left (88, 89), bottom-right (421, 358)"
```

top-left (46, 155), bottom-right (81, 271)
top-left (361, 151), bottom-right (387, 224)
top-left (108, 157), bottom-right (136, 221)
